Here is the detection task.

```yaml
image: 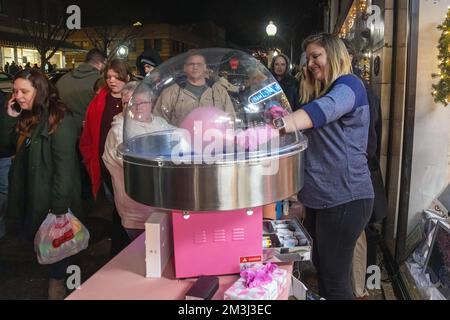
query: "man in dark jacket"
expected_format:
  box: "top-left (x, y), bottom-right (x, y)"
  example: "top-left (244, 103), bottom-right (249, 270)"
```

top-left (136, 48), bottom-right (162, 78)
top-left (56, 48), bottom-right (106, 135)
top-left (9, 61), bottom-right (19, 76)
top-left (270, 53), bottom-right (299, 109)
top-left (56, 49), bottom-right (106, 204)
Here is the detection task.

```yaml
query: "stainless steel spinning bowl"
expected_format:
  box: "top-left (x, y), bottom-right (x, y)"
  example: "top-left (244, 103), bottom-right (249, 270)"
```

top-left (121, 131), bottom-right (306, 212)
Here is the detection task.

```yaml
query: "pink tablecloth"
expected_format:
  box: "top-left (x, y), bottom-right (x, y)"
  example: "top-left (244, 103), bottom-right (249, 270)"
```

top-left (66, 233), bottom-right (292, 300)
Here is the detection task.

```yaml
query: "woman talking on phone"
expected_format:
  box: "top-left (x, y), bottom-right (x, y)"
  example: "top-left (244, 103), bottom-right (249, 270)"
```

top-left (0, 69), bottom-right (82, 299)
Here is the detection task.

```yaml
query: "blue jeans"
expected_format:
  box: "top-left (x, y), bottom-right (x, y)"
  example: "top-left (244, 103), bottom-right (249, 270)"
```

top-left (0, 157), bottom-right (12, 239)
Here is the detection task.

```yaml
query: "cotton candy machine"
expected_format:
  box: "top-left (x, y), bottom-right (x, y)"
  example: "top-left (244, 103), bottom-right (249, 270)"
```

top-left (119, 48), bottom-right (309, 278)
top-left (119, 48), bottom-right (307, 212)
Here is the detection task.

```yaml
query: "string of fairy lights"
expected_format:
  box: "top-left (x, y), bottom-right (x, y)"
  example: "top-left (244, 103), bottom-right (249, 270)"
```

top-left (431, 7), bottom-right (450, 106)
top-left (338, 0), bottom-right (371, 81)
top-left (338, 0), bottom-right (369, 39)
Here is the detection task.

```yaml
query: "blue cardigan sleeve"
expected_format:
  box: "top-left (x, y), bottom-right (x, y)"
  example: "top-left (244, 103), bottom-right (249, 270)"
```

top-left (302, 75), bottom-right (367, 128)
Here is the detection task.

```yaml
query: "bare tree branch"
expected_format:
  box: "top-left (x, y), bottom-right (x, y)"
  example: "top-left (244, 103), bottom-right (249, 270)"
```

top-left (19, 4), bottom-right (75, 72)
top-left (81, 24), bottom-right (142, 59)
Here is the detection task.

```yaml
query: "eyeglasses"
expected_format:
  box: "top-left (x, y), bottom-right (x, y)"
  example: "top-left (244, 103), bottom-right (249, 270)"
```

top-left (133, 101), bottom-right (152, 107)
top-left (185, 63), bottom-right (205, 68)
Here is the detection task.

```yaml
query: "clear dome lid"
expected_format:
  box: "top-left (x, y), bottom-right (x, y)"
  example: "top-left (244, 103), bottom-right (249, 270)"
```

top-left (122, 48), bottom-right (307, 164)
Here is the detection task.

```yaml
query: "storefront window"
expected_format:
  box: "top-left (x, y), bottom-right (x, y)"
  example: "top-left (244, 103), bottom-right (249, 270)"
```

top-left (21, 49), bottom-right (41, 66)
top-left (172, 40), bottom-right (180, 55)
top-left (153, 39), bottom-right (162, 52)
top-left (143, 39), bottom-right (152, 51)
top-left (48, 52), bottom-right (62, 69)
top-left (2, 47), bottom-right (15, 64)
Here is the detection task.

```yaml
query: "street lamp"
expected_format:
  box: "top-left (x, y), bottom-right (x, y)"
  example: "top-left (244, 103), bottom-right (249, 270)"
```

top-left (117, 45), bottom-right (129, 59)
top-left (266, 21), bottom-right (277, 37)
top-left (266, 21), bottom-right (278, 68)
top-left (266, 21), bottom-right (296, 69)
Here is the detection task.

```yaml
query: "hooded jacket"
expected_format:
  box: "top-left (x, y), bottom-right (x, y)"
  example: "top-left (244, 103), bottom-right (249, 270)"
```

top-left (56, 63), bottom-right (102, 135)
top-left (270, 54), bottom-right (299, 109)
top-left (136, 49), bottom-right (163, 77)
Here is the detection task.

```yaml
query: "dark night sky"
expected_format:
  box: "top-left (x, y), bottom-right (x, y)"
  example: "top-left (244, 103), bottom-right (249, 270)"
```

top-left (72, 0), bottom-right (325, 58)
top-left (13, 0), bottom-right (326, 47)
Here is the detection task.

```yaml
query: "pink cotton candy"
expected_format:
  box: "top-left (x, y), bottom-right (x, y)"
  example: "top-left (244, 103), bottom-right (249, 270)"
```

top-left (265, 105), bottom-right (289, 120)
top-left (236, 125), bottom-right (279, 151)
top-left (240, 263), bottom-right (279, 288)
top-left (179, 106), bottom-right (234, 152)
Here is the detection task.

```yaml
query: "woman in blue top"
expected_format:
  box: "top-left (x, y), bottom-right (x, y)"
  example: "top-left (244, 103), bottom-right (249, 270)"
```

top-left (273, 33), bottom-right (374, 299)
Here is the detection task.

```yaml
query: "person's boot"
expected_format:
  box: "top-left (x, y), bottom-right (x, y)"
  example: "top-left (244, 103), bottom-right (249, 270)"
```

top-left (48, 278), bottom-right (66, 300)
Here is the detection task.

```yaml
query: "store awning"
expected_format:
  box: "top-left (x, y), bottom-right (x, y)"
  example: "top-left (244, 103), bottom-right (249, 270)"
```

top-left (0, 31), bottom-right (85, 52)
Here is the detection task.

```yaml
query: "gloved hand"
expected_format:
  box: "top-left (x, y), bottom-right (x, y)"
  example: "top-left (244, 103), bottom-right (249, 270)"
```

top-left (264, 105), bottom-right (289, 124)
top-left (236, 125), bottom-right (279, 151)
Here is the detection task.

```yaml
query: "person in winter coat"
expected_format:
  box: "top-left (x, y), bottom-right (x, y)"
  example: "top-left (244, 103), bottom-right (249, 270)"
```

top-left (9, 61), bottom-right (19, 76)
top-left (102, 82), bottom-right (173, 240)
top-left (79, 59), bottom-right (132, 256)
top-left (57, 49), bottom-right (107, 202)
top-left (270, 53), bottom-right (299, 109)
top-left (0, 69), bottom-right (82, 299)
top-left (136, 48), bottom-right (163, 78)
top-left (79, 59), bottom-right (132, 200)
top-left (57, 48), bottom-right (107, 135)
top-left (153, 51), bottom-right (235, 127)
top-left (4, 62), bottom-right (9, 74)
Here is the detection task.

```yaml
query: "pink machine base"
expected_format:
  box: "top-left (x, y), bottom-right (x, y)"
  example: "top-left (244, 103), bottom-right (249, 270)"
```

top-left (172, 207), bottom-right (263, 278)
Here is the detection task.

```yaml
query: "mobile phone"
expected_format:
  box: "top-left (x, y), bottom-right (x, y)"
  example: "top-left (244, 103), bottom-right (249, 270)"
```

top-left (12, 101), bottom-right (21, 113)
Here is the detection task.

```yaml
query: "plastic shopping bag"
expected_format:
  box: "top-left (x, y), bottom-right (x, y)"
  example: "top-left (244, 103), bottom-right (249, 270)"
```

top-left (34, 210), bottom-right (90, 265)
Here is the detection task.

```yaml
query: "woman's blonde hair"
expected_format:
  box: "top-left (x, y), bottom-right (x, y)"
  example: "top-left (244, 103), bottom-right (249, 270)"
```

top-left (300, 33), bottom-right (352, 104)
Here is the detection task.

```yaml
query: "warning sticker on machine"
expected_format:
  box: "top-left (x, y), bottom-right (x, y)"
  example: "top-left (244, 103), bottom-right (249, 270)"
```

top-left (239, 255), bottom-right (262, 271)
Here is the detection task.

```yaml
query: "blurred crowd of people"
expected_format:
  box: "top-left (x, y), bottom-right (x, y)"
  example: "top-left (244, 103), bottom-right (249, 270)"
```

top-left (2, 61), bottom-right (57, 75)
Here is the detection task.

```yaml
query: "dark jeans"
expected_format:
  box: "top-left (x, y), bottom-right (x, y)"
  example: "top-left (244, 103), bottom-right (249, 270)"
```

top-left (76, 138), bottom-right (92, 202)
top-left (304, 198), bottom-right (373, 300)
top-left (102, 168), bottom-right (130, 257)
top-left (49, 256), bottom-right (72, 280)
top-left (0, 157), bottom-right (12, 239)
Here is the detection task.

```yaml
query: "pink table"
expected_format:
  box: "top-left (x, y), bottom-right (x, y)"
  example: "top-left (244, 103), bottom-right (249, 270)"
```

top-left (66, 233), bottom-right (292, 300)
